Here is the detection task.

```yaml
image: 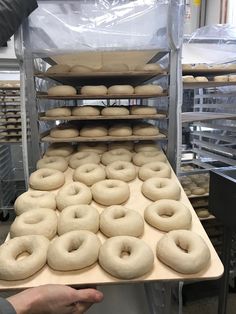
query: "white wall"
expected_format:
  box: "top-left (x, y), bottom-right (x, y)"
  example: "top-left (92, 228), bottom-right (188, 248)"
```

top-left (205, 0), bottom-right (221, 25)
top-left (0, 37), bottom-right (16, 60)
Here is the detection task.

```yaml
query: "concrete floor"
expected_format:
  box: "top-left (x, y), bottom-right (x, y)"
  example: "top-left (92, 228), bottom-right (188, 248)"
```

top-left (1, 211), bottom-right (236, 314)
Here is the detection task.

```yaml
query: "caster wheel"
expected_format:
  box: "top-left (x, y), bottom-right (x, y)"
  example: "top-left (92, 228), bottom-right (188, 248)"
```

top-left (0, 212), bottom-right (10, 222)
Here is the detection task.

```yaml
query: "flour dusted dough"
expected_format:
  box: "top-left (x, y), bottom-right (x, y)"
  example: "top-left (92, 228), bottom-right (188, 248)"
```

top-left (99, 236), bottom-right (154, 279)
top-left (133, 123), bottom-right (159, 136)
top-left (50, 125), bottom-right (79, 138)
top-left (69, 152), bottom-right (100, 169)
top-left (37, 156), bottom-right (68, 172)
top-left (156, 230), bottom-right (211, 274)
top-left (73, 163), bottom-right (106, 186)
top-left (29, 168), bottom-right (65, 191)
top-left (182, 76), bottom-right (196, 83)
top-left (108, 124), bottom-right (132, 137)
top-left (195, 76), bottom-right (208, 82)
top-left (78, 142), bottom-right (107, 154)
top-left (213, 75), bottom-right (228, 82)
top-left (101, 107), bottom-right (129, 116)
top-left (72, 106), bottom-right (100, 116)
top-left (106, 161), bottom-right (136, 182)
top-left (80, 125), bottom-right (107, 137)
top-left (134, 85), bottom-right (163, 95)
top-left (47, 85), bottom-right (77, 96)
top-left (100, 63), bottom-right (129, 72)
top-left (81, 85), bottom-right (107, 96)
top-left (101, 148), bottom-right (132, 165)
top-left (135, 63), bottom-right (163, 72)
top-left (70, 65), bottom-right (93, 73)
top-left (46, 64), bottom-right (71, 73)
top-left (130, 106), bottom-right (157, 115)
top-left (45, 143), bottom-right (74, 157)
top-left (45, 107), bottom-right (72, 117)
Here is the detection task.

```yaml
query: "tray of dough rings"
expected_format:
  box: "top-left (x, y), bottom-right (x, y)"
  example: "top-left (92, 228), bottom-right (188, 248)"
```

top-left (0, 147), bottom-right (223, 290)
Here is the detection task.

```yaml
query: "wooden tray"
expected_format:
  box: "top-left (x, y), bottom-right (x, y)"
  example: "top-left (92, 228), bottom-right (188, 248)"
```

top-left (183, 68), bottom-right (236, 75)
top-left (41, 134), bottom-right (167, 143)
top-left (183, 81), bottom-right (236, 89)
top-left (0, 156), bottom-right (223, 290)
top-left (37, 92), bottom-right (168, 100)
top-left (39, 113), bottom-right (167, 121)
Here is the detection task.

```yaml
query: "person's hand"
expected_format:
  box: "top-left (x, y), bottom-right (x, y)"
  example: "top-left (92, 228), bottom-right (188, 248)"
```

top-left (7, 284), bottom-right (103, 314)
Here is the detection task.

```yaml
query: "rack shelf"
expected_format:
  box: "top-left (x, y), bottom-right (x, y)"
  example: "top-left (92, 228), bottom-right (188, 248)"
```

top-left (183, 81), bottom-right (236, 89)
top-left (182, 112), bottom-right (236, 123)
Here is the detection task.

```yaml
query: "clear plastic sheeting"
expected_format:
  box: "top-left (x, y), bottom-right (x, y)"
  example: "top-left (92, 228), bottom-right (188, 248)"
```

top-left (26, 0), bottom-right (170, 54)
top-left (183, 24), bottom-right (236, 64)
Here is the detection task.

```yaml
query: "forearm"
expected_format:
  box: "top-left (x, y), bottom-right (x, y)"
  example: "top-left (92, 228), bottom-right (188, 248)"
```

top-left (0, 0), bottom-right (38, 46)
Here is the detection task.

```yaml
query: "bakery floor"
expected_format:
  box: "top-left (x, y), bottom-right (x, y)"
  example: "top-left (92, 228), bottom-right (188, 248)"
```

top-left (1, 210), bottom-right (236, 314)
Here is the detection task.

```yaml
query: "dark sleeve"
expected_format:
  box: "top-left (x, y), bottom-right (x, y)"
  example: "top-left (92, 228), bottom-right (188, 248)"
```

top-left (0, 297), bottom-right (16, 314)
top-left (0, 0), bottom-right (38, 46)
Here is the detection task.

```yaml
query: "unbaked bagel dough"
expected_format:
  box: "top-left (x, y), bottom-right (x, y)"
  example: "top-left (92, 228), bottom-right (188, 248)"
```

top-left (100, 205), bottom-right (144, 237)
top-left (70, 65), bottom-right (93, 73)
top-left (69, 152), bottom-right (100, 169)
top-left (47, 85), bottom-right (77, 96)
top-left (56, 182), bottom-right (92, 211)
top-left (81, 85), bottom-right (107, 96)
top-left (99, 236), bottom-right (154, 279)
top-left (80, 125), bottom-right (107, 137)
top-left (0, 235), bottom-right (49, 280)
top-left (45, 143), bottom-right (74, 157)
top-left (130, 106), bottom-right (157, 115)
top-left (196, 208), bottom-right (210, 218)
top-left (101, 107), bottom-right (129, 116)
top-left (182, 76), bottom-right (196, 83)
top-left (29, 168), bottom-right (65, 191)
top-left (106, 161), bottom-right (136, 182)
top-left (213, 75), bottom-right (228, 82)
top-left (135, 63), bottom-right (163, 72)
top-left (108, 124), bottom-right (132, 137)
top-left (91, 179), bottom-right (130, 205)
top-left (72, 106), bottom-right (100, 116)
top-left (100, 63), bottom-right (129, 72)
top-left (134, 85), bottom-right (163, 95)
top-left (10, 208), bottom-right (58, 240)
top-left (191, 187), bottom-right (206, 195)
top-left (45, 107), bottom-right (71, 117)
top-left (228, 75), bottom-right (236, 82)
top-left (37, 156), bottom-right (68, 172)
top-left (195, 76), bottom-right (208, 82)
top-left (133, 123), bottom-right (159, 136)
top-left (144, 200), bottom-right (192, 231)
top-left (101, 148), bottom-right (132, 165)
top-left (134, 142), bottom-right (161, 153)
top-left (108, 141), bottom-right (134, 151)
top-left (73, 163), bottom-right (106, 186)
top-left (139, 161), bottom-right (171, 181)
top-left (133, 151), bottom-right (166, 166)
top-left (46, 64), bottom-right (71, 73)
top-left (47, 230), bottom-right (101, 271)
top-left (156, 230), bottom-right (211, 274)
top-left (50, 125), bottom-right (79, 138)
top-left (14, 191), bottom-right (56, 215)
top-left (142, 177), bottom-right (181, 201)
top-left (58, 205), bottom-right (99, 235)
top-left (107, 85), bottom-right (134, 95)
top-left (78, 142), bottom-right (107, 154)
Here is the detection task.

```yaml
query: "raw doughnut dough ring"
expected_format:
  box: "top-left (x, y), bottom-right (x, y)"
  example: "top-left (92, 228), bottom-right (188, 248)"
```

top-left (133, 123), bottom-right (159, 136)
top-left (73, 163), bottom-right (106, 186)
top-left (142, 177), bottom-right (181, 201)
top-left (50, 125), bottom-right (79, 138)
top-left (37, 156), bottom-right (68, 172)
top-left (182, 76), bottom-right (195, 83)
top-left (56, 182), bottom-right (92, 211)
top-left (91, 179), bottom-right (130, 206)
top-left (47, 85), bottom-right (77, 96)
top-left (191, 187), bottom-right (206, 195)
top-left (46, 64), bottom-right (71, 73)
top-left (81, 85), bottom-right (107, 96)
top-left (134, 85), bottom-right (163, 95)
top-left (108, 124), bottom-right (132, 137)
top-left (213, 75), bottom-right (228, 82)
top-left (130, 106), bottom-right (157, 115)
top-left (69, 152), bottom-right (100, 169)
top-left (135, 63), bottom-right (163, 72)
top-left (10, 208), bottom-right (58, 240)
top-left (100, 63), bottom-right (129, 72)
top-left (45, 143), bottom-right (74, 157)
top-left (100, 205), bottom-right (144, 237)
top-left (107, 85), bottom-right (134, 95)
top-left (29, 168), bottom-right (65, 191)
top-left (156, 230), bottom-right (211, 274)
top-left (195, 76), bottom-right (208, 82)
top-left (58, 205), bottom-right (99, 235)
top-left (144, 199), bottom-right (192, 232)
top-left (133, 151), bottom-right (166, 166)
top-left (0, 235), bottom-right (49, 280)
top-left (47, 230), bottom-right (101, 271)
top-left (101, 107), bottom-right (129, 116)
top-left (45, 107), bottom-right (71, 117)
top-left (101, 148), bottom-right (132, 165)
top-left (80, 125), bottom-right (108, 137)
top-left (106, 161), bottom-right (136, 182)
top-left (99, 236), bottom-right (154, 279)
top-left (72, 106), bottom-right (100, 116)
top-left (14, 191), bottom-right (56, 215)
top-left (139, 161), bottom-right (171, 181)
